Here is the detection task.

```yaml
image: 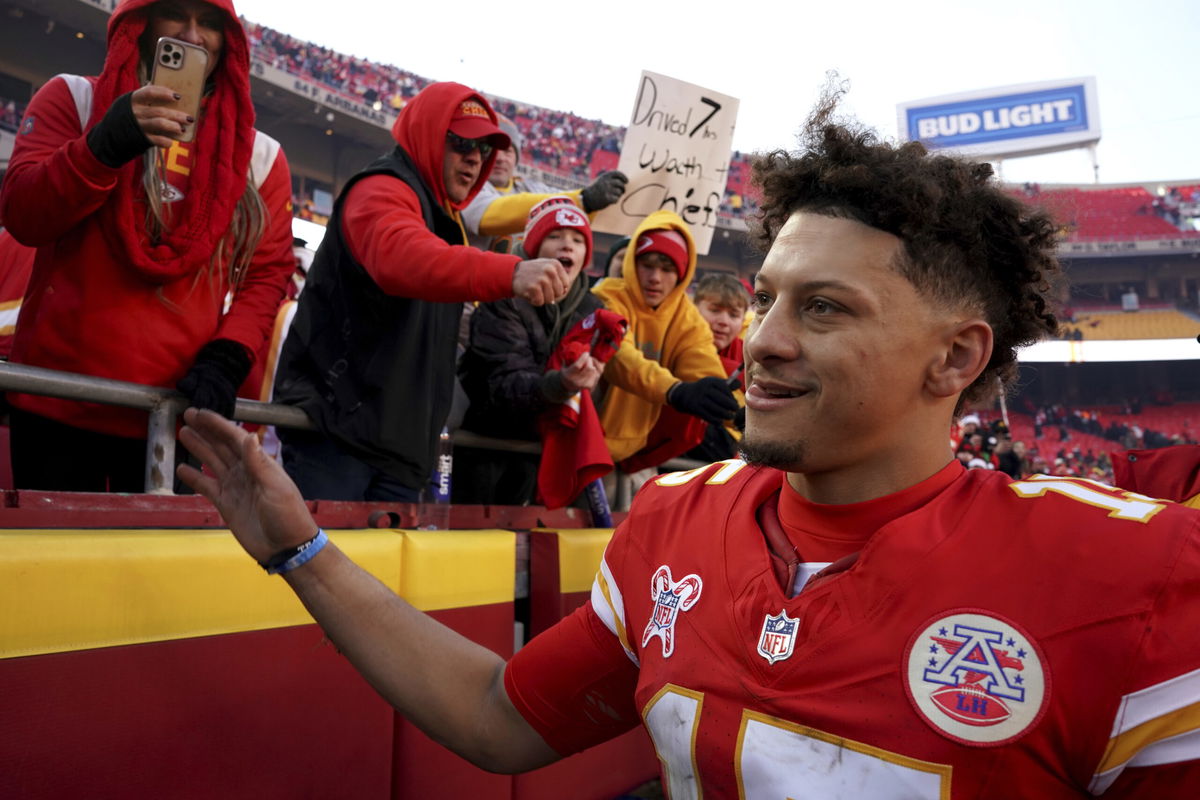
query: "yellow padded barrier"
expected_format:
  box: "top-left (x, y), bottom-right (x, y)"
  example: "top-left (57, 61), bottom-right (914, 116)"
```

top-left (0, 529), bottom-right (401, 660)
top-left (537, 528), bottom-right (616, 594)
top-left (398, 530), bottom-right (515, 611)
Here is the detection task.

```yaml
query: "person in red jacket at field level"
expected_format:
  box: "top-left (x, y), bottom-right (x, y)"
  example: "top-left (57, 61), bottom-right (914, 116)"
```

top-left (0, 0), bottom-right (295, 492)
top-left (0, 229), bottom-right (35, 360)
top-left (272, 82), bottom-right (571, 502)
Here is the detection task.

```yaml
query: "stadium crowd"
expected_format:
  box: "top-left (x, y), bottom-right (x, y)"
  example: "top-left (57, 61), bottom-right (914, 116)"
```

top-left (0, 97), bottom-right (22, 132)
top-left (241, 18), bottom-right (753, 196)
top-left (6, 3), bottom-right (1200, 797)
top-left (0, 4), bottom-right (1195, 507)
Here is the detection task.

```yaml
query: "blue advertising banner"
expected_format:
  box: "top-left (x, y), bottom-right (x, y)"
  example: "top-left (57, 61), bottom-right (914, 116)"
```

top-left (898, 78), bottom-right (1100, 159)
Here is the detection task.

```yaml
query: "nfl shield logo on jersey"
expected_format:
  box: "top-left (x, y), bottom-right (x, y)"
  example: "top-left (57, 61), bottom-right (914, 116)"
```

top-left (641, 565), bottom-right (702, 658)
top-left (904, 610), bottom-right (1049, 745)
top-left (757, 610), bottom-right (798, 664)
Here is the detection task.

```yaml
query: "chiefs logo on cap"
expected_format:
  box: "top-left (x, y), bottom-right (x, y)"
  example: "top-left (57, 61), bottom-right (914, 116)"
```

top-left (458, 100), bottom-right (489, 118)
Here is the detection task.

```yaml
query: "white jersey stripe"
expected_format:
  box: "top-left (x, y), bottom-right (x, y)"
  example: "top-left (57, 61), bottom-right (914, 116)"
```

top-left (590, 556), bottom-right (638, 667)
top-left (1090, 668), bottom-right (1200, 793)
top-left (1106, 665), bottom-right (1200, 738)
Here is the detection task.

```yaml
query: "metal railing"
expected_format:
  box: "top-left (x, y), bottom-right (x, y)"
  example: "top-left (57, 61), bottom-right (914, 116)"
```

top-left (0, 362), bottom-right (699, 507)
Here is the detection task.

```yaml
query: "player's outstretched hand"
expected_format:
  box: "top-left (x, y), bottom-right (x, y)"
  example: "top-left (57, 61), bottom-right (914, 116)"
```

top-left (513, 258), bottom-right (570, 306)
top-left (176, 408), bottom-right (318, 564)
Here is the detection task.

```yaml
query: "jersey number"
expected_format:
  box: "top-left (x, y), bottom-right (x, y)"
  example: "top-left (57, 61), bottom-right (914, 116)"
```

top-left (1008, 476), bottom-right (1167, 523)
top-left (643, 684), bottom-right (951, 799)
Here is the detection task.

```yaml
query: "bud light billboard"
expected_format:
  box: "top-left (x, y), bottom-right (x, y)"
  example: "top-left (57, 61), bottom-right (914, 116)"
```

top-left (898, 78), bottom-right (1100, 159)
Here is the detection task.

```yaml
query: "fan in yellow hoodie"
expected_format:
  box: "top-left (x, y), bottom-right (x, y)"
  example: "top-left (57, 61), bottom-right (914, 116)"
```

top-left (592, 210), bottom-right (738, 463)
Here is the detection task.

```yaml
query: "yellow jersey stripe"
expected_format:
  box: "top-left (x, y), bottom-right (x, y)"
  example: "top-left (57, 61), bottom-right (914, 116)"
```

top-left (1096, 698), bottom-right (1200, 774)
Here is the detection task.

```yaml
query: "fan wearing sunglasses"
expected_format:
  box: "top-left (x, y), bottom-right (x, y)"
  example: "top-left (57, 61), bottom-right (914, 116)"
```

top-left (461, 113), bottom-right (628, 257)
top-left (273, 82), bottom-right (573, 503)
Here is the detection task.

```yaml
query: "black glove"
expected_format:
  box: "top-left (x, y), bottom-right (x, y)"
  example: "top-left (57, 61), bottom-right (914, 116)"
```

top-left (178, 339), bottom-right (252, 419)
top-left (667, 377), bottom-right (739, 425)
top-left (580, 170), bottom-right (628, 213)
top-left (733, 406), bottom-right (746, 432)
top-left (86, 91), bottom-right (153, 168)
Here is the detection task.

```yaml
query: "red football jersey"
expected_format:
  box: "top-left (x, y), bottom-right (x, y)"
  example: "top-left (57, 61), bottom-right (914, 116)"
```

top-left (506, 459), bottom-right (1200, 798)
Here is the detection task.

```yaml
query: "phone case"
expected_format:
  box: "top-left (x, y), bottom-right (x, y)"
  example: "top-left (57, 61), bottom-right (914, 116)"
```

top-left (149, 36), bottom-right (209, 143)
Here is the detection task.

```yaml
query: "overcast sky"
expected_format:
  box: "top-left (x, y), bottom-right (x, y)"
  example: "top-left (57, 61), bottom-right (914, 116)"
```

top-left (236, 0), bottom-right (1199, 186)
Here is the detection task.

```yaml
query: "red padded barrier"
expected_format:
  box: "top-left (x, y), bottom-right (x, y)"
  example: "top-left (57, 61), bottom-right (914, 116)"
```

top-left (520, 529), bottom-right (659, 799)
top-left (0, 625), bottom-right (394, 800)
top-left (390, 604), bottom-right (515, 799)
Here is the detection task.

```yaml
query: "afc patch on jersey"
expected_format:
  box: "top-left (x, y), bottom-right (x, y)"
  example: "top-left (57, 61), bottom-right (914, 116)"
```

top-left (757, 610), bottom-right (798, 664)
top-left (641, 565), bottom-right (702, 659)
top-left (904, 610), bottom-right (1049, 745)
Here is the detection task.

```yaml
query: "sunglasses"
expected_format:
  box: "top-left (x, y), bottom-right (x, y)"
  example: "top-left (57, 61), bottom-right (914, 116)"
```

top-left (446, 131), bottom-right (493, 158)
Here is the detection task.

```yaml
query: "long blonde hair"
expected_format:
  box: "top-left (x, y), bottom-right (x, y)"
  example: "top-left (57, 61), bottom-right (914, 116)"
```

top-left (141, 147), bottom-right (267, 300)
top-left (135, 55), bottom-right (267, 301)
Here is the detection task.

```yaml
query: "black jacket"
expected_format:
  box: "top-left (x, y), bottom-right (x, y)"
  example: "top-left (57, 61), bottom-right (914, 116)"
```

top-left (459, 284), bottom-right (603, 442)
top-left (274, 147), bottom-right (464, 489)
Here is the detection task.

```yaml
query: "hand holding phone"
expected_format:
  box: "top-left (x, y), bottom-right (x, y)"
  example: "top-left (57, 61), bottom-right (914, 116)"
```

top-left (148, 36), bottom-right (209, 143)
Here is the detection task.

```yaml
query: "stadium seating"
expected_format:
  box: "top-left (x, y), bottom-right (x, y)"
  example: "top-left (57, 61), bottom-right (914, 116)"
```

top-left (1062, 309), bottom-right (1200, 340)
top-left (1017, 186), bottom-right (1200, 241)
top-left (236, 19), bottom-right (1200, 239)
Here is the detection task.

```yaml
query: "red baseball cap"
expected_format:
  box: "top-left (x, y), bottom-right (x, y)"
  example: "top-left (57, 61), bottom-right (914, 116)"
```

top-left (449, 98), bottom-right (510, 148)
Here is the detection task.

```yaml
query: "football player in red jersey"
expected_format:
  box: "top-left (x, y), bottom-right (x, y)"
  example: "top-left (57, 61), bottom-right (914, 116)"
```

top-left (177, 88), bottom-right (1200, 797)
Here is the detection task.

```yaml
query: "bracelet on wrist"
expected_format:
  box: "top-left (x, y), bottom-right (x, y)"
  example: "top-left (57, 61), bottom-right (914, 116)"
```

top-left (258, 529), bottom-right (328, 575)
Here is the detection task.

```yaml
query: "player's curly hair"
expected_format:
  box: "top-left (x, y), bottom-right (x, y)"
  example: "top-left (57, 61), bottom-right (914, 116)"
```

top-left (750, 79), bottom-right (1062, 411)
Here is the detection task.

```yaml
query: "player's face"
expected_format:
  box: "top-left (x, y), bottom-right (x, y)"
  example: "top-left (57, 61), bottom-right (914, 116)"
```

top-left (696, 298), bottom-right (744, 350)
top-left (146, 0), bottom-right (225, 79)
top-left (536, 228), bottom-right (588, 281)
top-left (741, 212), bottom-right (951, 479)
top-left (489, 145), bottom-right (517, 187)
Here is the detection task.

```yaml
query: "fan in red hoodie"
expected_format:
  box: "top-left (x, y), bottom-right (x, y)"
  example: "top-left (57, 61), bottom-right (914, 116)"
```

top-left (0, 0), bottom-right (295, 492)
top-left (272, 84), bottom-right (576, 502)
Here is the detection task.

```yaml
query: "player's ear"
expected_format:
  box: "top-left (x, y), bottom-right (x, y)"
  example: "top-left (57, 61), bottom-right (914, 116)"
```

top-left (926, 318), bottom-right (992, 399)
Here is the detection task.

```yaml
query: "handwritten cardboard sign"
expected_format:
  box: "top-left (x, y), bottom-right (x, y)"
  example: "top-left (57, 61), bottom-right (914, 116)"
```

top-left (592, 71), bottom-right (739, 255)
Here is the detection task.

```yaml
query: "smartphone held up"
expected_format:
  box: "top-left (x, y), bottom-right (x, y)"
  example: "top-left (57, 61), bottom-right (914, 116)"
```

top-left (149, 36), bottom-right (208, 143)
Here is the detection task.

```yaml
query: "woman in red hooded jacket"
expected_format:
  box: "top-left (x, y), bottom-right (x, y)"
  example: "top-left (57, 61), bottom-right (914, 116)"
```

top-left (0, 0), bottom-right (294, 492)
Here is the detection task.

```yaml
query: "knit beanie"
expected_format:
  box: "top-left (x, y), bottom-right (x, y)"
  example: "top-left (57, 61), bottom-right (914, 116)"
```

top-left (635, 229), bottom-right (689, 280)
top-left (497, 114), bottom-right (522, 161)
top-left (523, 196), bottom-right (592, 265)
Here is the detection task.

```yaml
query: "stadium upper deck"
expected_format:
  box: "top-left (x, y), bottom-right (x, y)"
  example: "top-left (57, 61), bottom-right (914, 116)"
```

top-left (1, 0), bottom-right (1198, 255)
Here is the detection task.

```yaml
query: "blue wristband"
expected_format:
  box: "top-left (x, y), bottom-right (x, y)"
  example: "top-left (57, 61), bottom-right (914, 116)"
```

top-left (260, 529), bottom-right (328, 575)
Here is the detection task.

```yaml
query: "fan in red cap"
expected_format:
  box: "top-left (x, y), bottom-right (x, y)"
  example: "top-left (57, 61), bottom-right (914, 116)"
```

top-left (448, 98), bottom-right (511, 147)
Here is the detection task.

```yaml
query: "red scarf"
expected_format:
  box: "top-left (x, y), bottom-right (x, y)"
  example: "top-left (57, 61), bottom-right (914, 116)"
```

top-left (537, 309), bottom-right (627, 509)
top-left (93, 0), bottom-right (255, 284)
